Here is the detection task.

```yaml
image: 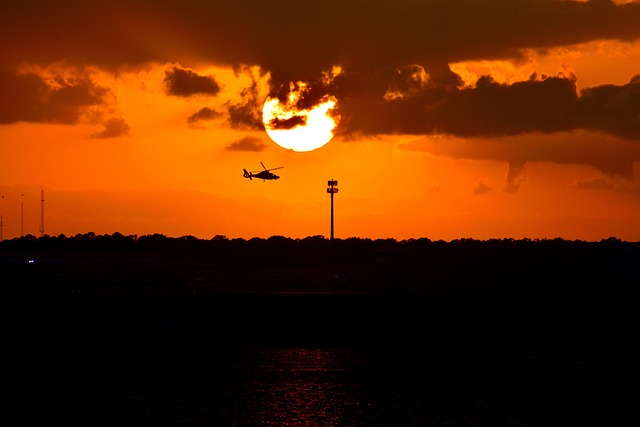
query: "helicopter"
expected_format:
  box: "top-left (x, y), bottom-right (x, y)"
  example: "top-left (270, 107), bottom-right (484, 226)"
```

top-left (243, 162), bottom-right (284, 181)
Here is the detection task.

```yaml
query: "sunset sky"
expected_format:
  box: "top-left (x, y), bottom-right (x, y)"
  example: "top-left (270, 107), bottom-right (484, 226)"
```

top-left (2, 0), bottom-right (640, 241)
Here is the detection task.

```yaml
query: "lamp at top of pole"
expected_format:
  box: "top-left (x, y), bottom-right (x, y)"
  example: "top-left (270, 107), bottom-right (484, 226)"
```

top-left (327, 179), bottom-right (338, 193)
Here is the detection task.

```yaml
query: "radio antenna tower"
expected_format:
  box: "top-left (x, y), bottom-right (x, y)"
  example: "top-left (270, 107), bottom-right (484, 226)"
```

top-left (326, 180), bottom-right (339, 240)
top-left (21, 193), bottom-right (24, 237)
top-left (39, 186), bottom-right (45, 237)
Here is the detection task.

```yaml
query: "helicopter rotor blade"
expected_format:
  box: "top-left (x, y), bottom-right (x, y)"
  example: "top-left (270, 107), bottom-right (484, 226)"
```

top-left (261, 161), bottom-right (267, 170)
top-left (267, 166), bottom-right (284, 171)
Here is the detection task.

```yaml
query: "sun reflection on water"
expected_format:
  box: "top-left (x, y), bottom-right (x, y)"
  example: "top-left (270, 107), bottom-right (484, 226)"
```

top-left (249, 348), bottom-right (358, 426)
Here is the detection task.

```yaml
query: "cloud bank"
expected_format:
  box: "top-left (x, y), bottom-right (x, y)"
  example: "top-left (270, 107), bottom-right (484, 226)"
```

top-left (2, 0), bottom-right (640, 179)
top-left (4, 1), bottom-right (640, 81)
top-left (0, 67), bottom-right (110, 124)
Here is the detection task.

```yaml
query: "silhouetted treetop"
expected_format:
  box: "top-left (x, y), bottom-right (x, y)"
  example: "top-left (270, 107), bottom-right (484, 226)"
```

top-left (2, 232), bottom-right (637, 268)
top-left (2, 232), bottom-right (639, 295)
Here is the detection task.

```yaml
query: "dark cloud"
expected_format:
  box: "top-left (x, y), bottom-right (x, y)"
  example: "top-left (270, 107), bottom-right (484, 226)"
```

top-left (270, 80), bottom-right (338, 111)
top-left (574, 175), bottom-right (640, 193)
top-left (383, 65), bottom-right (430, 101)
top-left (399, 129), bottom-right (640, 190)
top-left (338, 71), bottom-right (640, 142)
top-left (262, 79), bottom-right (340, 134)
top-left (576, 75), bottom-right (640, 139)
top-left (226, 68), bottom-right (265, 130)
top-left (431, 75), bottom-right (580, 137)
top-left (0, 67), bottom-right (110, 124)
top-left (164, 66), bottom-right (220, 97)
top-left (504, 162), bottom-right (527, 193)
top-left (337, 73), bottom-right (579, 136)
top-left (187, 107), bottom-right (223, 126)
top-left (3, 1), bottom-right (640, 158)
top-left (225, 135), bottom-right (267, 152)
top-left (473, 180), bottom-right (492, 195)
top-left (226, 93), bottom-right (264, 130)
top-left (90, 116), bottom-right (131, 138)
top-left (330, 65), bottom-right (467, 138)
top-left (3, 1), bottom-right (640, 81)
top-left (268, 115), bottom-right (306, 131)
top-left (575, 177), bottom-right (616, 191)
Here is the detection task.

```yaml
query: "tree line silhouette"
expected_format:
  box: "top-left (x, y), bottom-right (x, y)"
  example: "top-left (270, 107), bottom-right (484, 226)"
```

top-left (2, 232), bottom-right (638, 295)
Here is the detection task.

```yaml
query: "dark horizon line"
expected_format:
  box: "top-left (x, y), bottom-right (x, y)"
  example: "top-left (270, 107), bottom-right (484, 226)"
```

top-left (0, 231), bottom-right (635, 245)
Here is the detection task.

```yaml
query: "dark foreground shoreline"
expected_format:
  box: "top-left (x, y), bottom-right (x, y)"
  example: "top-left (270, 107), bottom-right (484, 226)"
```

top-left (2, 236), bottom-right (638, 425)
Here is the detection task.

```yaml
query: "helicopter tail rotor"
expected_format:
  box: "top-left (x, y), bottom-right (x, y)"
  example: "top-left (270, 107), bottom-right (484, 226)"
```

top-left (243, 169), bottom-right (252, 180)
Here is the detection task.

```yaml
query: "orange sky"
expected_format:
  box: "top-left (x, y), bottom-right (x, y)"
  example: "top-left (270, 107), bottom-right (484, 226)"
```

top-left (2, 0), bottom-right (640, 241)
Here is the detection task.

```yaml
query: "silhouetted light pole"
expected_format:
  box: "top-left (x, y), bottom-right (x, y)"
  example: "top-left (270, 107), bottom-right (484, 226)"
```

top-left (327, 180), bottom-right (338, 240)
top-left (39, 186), bottom-right (45, 237)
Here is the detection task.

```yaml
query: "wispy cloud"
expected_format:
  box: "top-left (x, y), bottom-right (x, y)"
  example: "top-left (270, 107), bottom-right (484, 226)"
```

top-left (164, 66), bottom-right (220, 97)
top-left (473, 180), bottom-right (492, 195)
top-left (91, 117), bottom-right (131, 138)
top-left (187, 107), bottom-right (223, 126)
top-left (225, 135), bottom-right (267, 152)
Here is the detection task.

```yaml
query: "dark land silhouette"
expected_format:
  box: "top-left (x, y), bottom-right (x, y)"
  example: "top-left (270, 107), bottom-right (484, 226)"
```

top-left (2, 232), bottom-right (637, 347)
top-left (3, 232), bottom-right (639, 295)
top-left (3, 233), bottom-right (637, 425)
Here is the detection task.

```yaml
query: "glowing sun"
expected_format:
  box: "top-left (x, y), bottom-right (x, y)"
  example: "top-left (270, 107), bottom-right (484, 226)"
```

top-left (262, 82), bottom-right (340, 152)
